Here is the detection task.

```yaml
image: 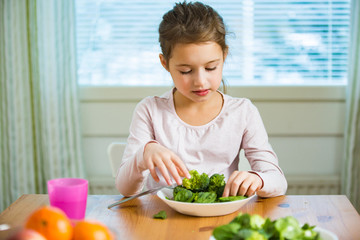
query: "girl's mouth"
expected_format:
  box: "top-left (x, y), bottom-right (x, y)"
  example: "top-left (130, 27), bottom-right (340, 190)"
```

top-left (193, 89), bottom-right (209, 96)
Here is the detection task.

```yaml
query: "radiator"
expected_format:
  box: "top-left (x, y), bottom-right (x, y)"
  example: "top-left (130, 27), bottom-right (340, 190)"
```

top-left (89, 177), bottom-right (119, 195)
top-left (89, 175), bottom-right (341, 195)
top-left (285, 175), bottom-right (340, 195)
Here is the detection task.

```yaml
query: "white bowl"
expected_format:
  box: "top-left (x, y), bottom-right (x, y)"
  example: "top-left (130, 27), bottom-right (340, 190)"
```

top-left (209, 226), bottom-right (338, 240)
top-left (156, 188), bottom-right (256, 217)
top-left (314, 227), bottom-right (339, 240)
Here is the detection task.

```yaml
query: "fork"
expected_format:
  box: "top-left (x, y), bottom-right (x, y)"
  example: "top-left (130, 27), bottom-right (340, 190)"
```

top-left (108, 184), bottom-right (176, 209)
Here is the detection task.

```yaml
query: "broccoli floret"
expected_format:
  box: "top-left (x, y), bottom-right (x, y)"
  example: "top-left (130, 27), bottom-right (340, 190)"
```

top-left (182, 170), bottom-right (210, 192)
top-left (173, 186), bottom-right (186, 196)
top-left (208, 173), bottom-right (226, 198)
top-left (193, 192), bottom-right (217, 203)
top-left (172, 170), bottom-right (248, 204)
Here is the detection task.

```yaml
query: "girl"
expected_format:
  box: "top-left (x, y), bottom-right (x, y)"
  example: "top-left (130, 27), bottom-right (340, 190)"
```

top-left (116, 1), bottom-right (287, 198)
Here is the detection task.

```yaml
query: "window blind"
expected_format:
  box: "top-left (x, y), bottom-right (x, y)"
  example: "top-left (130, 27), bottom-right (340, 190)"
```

top-left (75, 0), bottom-right (350, 86)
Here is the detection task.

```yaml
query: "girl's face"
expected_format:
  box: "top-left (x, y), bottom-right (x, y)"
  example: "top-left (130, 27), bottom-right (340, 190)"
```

top-left (160, 42), bottom-right (226, 104)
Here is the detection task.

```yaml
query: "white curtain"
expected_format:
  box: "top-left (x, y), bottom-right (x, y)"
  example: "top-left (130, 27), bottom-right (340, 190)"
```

top-left (0, 0), bottom-right (85, 211)
top-left (341, 0), bottom-right (360, 212)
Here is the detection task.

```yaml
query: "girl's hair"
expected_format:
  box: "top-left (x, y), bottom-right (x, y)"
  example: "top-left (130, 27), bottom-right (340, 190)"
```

top-left (158, 1), bottom-right (228, 93)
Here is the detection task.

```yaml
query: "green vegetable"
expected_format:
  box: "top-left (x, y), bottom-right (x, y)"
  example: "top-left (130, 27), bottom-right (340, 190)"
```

top-left (153, 210), bottom-right (167, 219)
top-left (208, 173), bottom-right (226, 198)
top-left (194, 192), bottom-right (217, 203)
top-left (301, 224), bottom-right (319, 239)
top-left (213, 213), bottom-right (321, 240)
top-left (275, 216), bottom-right (302, 239)
top-left (172, 170), bottom-right (248, 203)
top-left (212, 222), bottom-right (241, 240)
top-left (174, 188), bottom-right (194, 202)
top-left (182, 170), bottom-right (210, 192)
top-left (249, 214), bottom-right (265, 230)
top-left (173, 186), bottom-right (187, 196)
top-left (235, 229), bottom-right (267, 240)
top-left (218, 195), bottom-right (247, 202)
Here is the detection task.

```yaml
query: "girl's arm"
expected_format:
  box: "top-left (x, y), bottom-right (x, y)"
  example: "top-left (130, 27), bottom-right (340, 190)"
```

top-left (115, 98), bottom-right (156, 196)
top-left (224, 101), bottom-right (287, 198)
top-left (115, 98), bottom-right (189, 197)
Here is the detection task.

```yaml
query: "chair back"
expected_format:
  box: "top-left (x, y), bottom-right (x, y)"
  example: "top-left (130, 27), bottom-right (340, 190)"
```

top-left (107, 142), bottom-right (126, 177)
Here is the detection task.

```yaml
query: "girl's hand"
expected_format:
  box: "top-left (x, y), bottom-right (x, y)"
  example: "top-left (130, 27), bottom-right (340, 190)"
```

top-left (222, 171), bottom-right (263, 197)
top-left (143, 142), bottom-right (190, 186)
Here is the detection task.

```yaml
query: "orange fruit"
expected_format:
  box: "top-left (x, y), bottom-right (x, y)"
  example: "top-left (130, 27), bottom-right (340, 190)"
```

top-left (73, 220), bottom-right (114, 240)
top-left (8, 229), bottom-right (47, 240)
top-left (25, 205), bottom-right (73, 240)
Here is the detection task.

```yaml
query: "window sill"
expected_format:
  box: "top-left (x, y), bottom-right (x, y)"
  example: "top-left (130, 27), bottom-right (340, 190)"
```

top-left (79, 85), bottom-right (346, 102)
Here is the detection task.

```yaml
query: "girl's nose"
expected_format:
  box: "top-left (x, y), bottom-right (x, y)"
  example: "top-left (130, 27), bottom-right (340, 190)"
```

top-left (193, 69), bottom-right (206, 86)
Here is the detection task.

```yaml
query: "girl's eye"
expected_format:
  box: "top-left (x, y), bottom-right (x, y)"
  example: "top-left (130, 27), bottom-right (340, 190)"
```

top-left (206, 67), bottom-right (217, 71)
top-left (180, 70), bottom-right (192, 75)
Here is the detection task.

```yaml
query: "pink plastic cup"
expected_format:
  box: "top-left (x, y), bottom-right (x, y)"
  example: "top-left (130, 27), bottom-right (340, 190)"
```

top-left (47, 178), bottom-right (88, 220)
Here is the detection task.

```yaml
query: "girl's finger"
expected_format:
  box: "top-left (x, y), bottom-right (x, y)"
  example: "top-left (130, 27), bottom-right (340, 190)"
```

top-left (245, 183), bottom-right (258, 197)
top-left (171, 154), bottom-right (191, 179)
top-left (153, 158), bottom-right (173, 185)
top-left (237, 178), bottom-right (251, 196)
top-left (222, 183), bottom-right (230, 197)
top-left (176, 166), bottom-right (185, 177)
top-left (230, 172), bottom-right (247, 196)
top-left (222, 171), bottom-right (239, 197)
top-left (244, 175), bottom-right (262, 196)
top-left (147, 159), bottom-right (160, 182)
top-left (163, 158), bottom-right (182, 185)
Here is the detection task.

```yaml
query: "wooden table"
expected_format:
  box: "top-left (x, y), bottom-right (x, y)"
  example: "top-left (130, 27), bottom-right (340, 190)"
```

top-left (1, 194), bottom-right (360, 240)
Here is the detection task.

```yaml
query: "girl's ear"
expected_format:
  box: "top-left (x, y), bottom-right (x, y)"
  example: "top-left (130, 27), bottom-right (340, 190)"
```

top-left (159, 54), bottom-right (169, 71)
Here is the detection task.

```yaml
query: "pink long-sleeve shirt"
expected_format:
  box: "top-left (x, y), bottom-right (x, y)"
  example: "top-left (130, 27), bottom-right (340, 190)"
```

top-left (116, 89), bottom-right (287, 197)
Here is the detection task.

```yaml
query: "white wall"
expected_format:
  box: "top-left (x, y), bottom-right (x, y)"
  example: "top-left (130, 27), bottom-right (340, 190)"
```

top-left (80, 86), bottom-right (345, 194)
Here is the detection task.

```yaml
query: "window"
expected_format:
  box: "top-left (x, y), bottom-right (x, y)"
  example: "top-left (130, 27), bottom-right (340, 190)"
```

top-left (75, 0), bottom-right (350, 86)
